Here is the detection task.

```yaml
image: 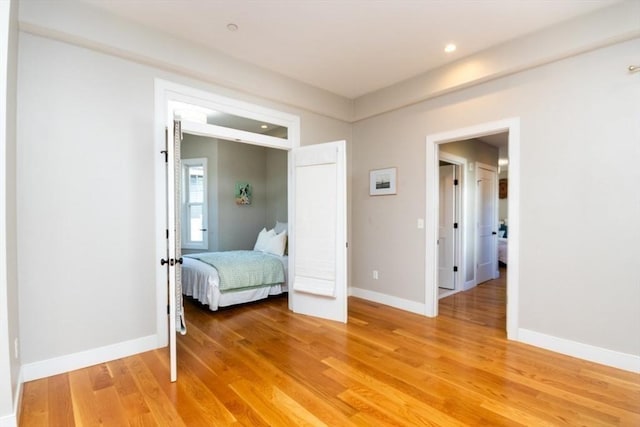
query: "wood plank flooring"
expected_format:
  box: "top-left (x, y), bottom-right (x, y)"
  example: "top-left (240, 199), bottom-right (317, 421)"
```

top-left (20, 273), bottom-right (640, 425)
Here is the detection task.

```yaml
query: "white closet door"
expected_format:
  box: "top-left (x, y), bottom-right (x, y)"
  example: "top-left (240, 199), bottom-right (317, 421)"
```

top-left (290, 140), bottom-right (347, 323)
top-left (438, 164), bottom-right (456, 290)
top-left (476, 165), bottom-right (497, 284)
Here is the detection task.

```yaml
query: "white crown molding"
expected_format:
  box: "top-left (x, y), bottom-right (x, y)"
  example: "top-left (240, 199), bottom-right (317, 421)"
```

top-left (17, 0), bottom-right (353, 123)
top-left (353, 1), bottom-right (640, 121)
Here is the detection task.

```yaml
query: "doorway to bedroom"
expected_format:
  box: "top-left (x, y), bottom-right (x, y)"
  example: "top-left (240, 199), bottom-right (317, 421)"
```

top-left (425, 118), bottom-right (519, 340)
top-left (155, 80), bottom-right (349, 381)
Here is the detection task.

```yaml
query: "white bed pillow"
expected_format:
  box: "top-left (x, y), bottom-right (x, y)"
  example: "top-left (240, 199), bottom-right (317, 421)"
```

top-left (253, 227), bottom-right (276, 252)
top-left (274, 221), bottom-right (288, 234)
top-left (264, 230), bottom-right (287, 256)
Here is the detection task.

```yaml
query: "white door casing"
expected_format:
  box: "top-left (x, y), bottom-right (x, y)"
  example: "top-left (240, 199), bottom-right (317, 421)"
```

top-left (290, 141), bottom-right (348, 323)
top-left (156, 81), bottom-right (348, 384)
top-left (438, 164), bottom-right (456, 290)
top-left (476, 164), bottom-right (498, 285)
top-left (425, 118), bottom-right (520, 341)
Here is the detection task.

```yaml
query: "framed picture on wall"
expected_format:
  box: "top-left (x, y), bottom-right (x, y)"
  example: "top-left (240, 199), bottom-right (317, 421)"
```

top-left (235, 182), bottom-right (252, 205)
top-left (499, 178), bottom-right (508, 199)
top-left (370, 167), bottom-right (397, 196)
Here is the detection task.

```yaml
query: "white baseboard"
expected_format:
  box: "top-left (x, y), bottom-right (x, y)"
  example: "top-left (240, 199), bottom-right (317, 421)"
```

top-left (22, 334), bottom-right (160, 382)
top-left (518, 328), bottom-right (640, 373)
top-left (463, 279), bottom-right (476, 291)
top-left (0, 368), bottom-right (23, 427)
top-left (350, 287), bottom-right (425, 315)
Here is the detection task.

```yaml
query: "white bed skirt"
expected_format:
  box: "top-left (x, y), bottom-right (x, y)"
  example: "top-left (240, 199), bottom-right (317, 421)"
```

top-left (182, 254), bottom-right (288, 311)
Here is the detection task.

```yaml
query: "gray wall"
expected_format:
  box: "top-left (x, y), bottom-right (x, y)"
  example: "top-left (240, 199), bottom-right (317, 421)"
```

top-left (16, 32), bottom-right (351, 366)
top-left (217, 140), bottom-right (285, 250)
top-left (352, 38), bottom-right (640, 356)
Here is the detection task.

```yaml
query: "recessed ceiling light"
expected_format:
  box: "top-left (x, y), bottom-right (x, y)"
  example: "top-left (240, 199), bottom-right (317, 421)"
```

top-left (260, 124), bottom-right (268, 129)
top-left (227, 23), bottom-right (238, 32)
top-left (444, 43), bottom-right (457, 53)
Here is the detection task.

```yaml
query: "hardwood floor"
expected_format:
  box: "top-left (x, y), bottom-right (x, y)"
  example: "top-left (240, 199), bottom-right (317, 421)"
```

top-left (20, 275), bottom-right (640, 426)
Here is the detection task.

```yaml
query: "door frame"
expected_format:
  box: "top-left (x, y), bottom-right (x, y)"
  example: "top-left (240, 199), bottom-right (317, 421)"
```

top-left (437, 152), bottom-right (466, 296)
top-left (425, 118), bottom-right (520, 340)
top-left (154, 79), bottom-right (300, 351)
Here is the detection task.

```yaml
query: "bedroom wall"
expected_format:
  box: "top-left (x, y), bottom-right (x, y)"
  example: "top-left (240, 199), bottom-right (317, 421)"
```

top-left (265, 148), bottom-right (288, 228)
top-left (439, 139), bottom-right (498, 284)
top-left (181, 135), bottom-right (288, 253)
top-left (16, 32), bottom-right (352, 372)
top-left (217, 140), bottom-right (269, 251)
top-left (0, 0), bottom-right (19, 421)
top-left (352, 38), bottom-right (640, 359)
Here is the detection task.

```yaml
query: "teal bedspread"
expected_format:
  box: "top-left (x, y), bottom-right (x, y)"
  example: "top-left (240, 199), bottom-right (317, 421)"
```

top-left (185, 250), bottom-right (284, 293)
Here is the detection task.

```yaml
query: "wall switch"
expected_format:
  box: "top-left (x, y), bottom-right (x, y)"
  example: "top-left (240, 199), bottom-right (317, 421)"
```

top-left (417, 218), bottom-right (424, 229)
top-left (373, 270), bottom-right (379, 280)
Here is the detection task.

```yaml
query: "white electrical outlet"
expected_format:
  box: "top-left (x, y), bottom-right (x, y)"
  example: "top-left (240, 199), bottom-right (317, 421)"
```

top-left (373, 270), bottom-right (379, 280)
top-left (14, 338), bottom-right (19, 359)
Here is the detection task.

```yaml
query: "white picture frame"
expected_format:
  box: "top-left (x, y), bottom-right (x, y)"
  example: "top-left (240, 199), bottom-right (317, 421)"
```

top-left (369, 167), bottom-right (397, 196)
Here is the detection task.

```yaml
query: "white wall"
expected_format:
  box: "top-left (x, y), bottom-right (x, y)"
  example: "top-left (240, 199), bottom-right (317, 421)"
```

top-left (352, 38), bottom-right (640, 359)
top-left (0, 0), bottom-right (20, 424)
top-left (16, 31), bottom-right (351, 374)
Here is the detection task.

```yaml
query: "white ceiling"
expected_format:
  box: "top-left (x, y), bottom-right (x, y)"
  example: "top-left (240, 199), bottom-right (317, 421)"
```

top-left (78, 0), bottom-right (619, 99)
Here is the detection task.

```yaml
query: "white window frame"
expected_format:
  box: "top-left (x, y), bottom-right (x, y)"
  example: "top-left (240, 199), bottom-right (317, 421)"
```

top-left (182, 157), bottom-right (208, 250)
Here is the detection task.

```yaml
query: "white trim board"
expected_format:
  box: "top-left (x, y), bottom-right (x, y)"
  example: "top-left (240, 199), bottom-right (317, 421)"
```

top-left (518, 329), bottom-right (640, 374)
top-left (0, 369), bottom-right (22, 427)
top-left (350, 287), bottom-right (425, 316)
top-left (21, 335), bottom-right (157, 382)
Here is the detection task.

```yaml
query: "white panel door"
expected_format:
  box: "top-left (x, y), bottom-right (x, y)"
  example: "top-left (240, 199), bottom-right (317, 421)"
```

top-left (476, 166), bottom-right (497, 284)
top-left (438, 165), bottom-right (455, 290)
top-left (166, 120), bottom-right (186, 382)
top-left (290, 140), bottom-right (347, 323)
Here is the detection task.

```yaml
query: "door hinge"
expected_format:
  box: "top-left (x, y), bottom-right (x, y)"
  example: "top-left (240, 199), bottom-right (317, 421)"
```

top-left (453, 222), bottom-right (458, 229)
top-left (454, 179), bottom-right (459, 186)
top-left (346, 242), bottom-right (349, 248)
top-left (166, 229), bottom-right (169, 239)
top-left (453, 266), bottom-right (458, 272)
top-left (161, 127), bottom-right (168, 163)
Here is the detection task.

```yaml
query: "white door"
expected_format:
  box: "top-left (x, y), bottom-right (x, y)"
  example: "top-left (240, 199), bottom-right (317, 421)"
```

top-left (166, 120), bottom-right (187, 382)
top-left (290, 140), bottom-right (347, 323)
top-left (476, 165), bottom-right (497, 284)
top-left (438, 164), bottom-right (456, 290)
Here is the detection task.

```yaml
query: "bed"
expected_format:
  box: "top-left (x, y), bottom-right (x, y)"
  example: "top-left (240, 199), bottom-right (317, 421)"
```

top-left (498, 238), bottom-right (508, 265)
top-left (498, 223), bottom-right (508, 265)
top-left (182, 223), bottom-right (289, 311)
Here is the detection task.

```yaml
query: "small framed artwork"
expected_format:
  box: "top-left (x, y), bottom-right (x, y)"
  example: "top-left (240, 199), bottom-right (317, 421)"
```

top-left (369, 167), bottom-right (397, 196)
top-left (235, 182), bottom-right (252, 205)
top-left (499, 178), bottom-right (508, 199)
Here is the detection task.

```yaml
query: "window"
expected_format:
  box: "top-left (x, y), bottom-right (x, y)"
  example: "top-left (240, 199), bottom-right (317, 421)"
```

top-left (182, 158), bottom-right (208, 249)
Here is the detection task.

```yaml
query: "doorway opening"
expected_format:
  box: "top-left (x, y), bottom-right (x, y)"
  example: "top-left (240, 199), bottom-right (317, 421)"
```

top-left (425, 118), bottom-right (520, 340)
top-left (155, 80), bottom-right (349, 381)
